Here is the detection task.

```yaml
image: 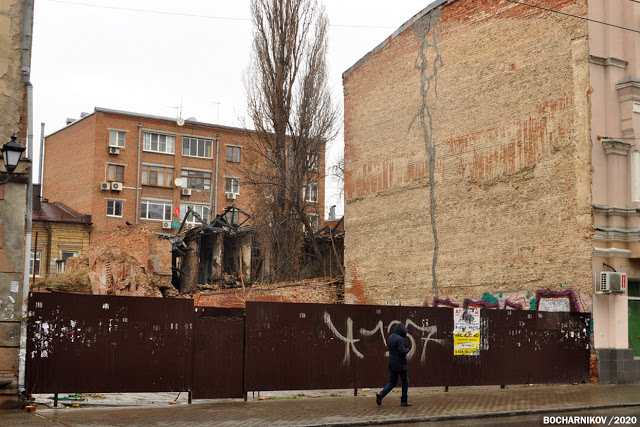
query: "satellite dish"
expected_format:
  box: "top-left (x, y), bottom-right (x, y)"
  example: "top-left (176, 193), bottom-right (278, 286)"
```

top-left (174, 178), bottom-right (183, 187)
top-left (176, 117), bottom-right (185, 126)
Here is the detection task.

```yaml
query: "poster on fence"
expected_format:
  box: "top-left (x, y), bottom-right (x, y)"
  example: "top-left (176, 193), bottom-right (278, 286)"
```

top-left (453, 307), bottom-right (480, 356)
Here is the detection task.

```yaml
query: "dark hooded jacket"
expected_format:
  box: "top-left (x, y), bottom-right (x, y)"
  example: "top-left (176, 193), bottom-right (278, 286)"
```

top-left (387, 323), bottom-right (410, 371)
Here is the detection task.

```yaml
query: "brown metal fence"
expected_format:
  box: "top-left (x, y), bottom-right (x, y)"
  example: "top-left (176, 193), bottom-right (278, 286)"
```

top-left (26, 292), bottom-right (194, 394)
top-left (244, 302), bottom-right (591, 391)
top-left (192, 306), bottom-right (245, 399)
top-left (26, 294), bottom-right (590, 397)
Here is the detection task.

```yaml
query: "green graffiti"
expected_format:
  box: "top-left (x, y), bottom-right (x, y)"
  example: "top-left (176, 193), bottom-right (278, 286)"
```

top-left (529, 299), bottom-right (537, 310)
top-left (481, 292), bottom-right (499, 305)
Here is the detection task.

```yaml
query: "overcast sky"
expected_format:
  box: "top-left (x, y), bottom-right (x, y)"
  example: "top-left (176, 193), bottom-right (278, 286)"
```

top-left (31, 0), bottom-right (430, 218)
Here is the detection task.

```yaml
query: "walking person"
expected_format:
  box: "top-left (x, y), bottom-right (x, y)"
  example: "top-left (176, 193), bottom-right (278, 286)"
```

top-left (376, 322), bottom-right (411, 407)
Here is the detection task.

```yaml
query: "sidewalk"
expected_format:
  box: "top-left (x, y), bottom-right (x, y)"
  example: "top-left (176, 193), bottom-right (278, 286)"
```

top-left (3, 384), bottom-right (640, 426)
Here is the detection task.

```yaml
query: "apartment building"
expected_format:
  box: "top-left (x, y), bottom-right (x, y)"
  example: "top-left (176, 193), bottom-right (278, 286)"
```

top-left (42, 107), bottom-right (325, 239)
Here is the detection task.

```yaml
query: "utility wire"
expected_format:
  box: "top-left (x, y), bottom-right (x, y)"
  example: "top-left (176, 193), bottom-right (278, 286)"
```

top-left (45, 0), bottom-right (396, 29)
top-left (505, 0), bottom-right (640, 35)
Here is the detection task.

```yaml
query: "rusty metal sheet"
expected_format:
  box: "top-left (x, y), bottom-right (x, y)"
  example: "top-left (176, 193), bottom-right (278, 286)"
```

top-left (26, 292), bottom-right (194, 394)
top-left (244, 302), bottom-right (590, 391)
top-left (192, 307), bottom-right (245, 399)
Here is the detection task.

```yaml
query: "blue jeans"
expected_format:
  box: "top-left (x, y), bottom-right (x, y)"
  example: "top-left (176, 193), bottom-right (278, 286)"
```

top-left (380, 369), bottom-right (409, 403)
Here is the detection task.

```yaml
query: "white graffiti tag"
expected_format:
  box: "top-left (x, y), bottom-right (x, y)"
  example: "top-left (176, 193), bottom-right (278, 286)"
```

top-left (325, 312), bottom-right (445, 365)
top-left (323, 312), bottom-right (364, 365)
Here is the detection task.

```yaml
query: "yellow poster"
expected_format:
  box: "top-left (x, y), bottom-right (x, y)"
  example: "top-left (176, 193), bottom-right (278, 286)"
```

top-left (453, 307), bottom-right (480, 356)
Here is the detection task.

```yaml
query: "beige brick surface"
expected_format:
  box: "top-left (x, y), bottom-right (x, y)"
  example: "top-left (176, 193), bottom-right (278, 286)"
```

top-left (344, 0), bottom-right (592, 309)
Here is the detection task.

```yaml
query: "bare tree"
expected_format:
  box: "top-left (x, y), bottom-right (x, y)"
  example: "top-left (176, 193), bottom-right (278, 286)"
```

top-left (241, 0), bottom-right (339, 282)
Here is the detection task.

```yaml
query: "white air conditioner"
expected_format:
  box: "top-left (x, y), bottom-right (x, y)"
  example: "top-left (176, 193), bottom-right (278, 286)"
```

top-left (108, 146), bottom-right (120, 155)
top-left (100, 182), bottom-right (111, 191)
top-left (599, 272), bottom-right (627, 294)
top-left (181, 188), bottom-right (192, 196)
top-left (111, 182), bottom-right (123, 191)
top-left (162, 221), bottom-right (172, 230)
top-left (226, 192), bottom-right (236, 200)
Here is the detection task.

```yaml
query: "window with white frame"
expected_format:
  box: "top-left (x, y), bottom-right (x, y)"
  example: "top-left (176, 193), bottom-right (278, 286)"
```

top-left (225, 177), bottom-right (240, 195)
top-left (109, 130), bottom-right (126, 148)
top-left (303, 182), bottom-right (318, 203)
top-left (225, 209), bottom-right (239, 226)
top-left (181, 169), bottom-right (211, 190)
top-left (107, 164), bottom-right (124, 182)
top-left (183, 137), bottom-right (213, 158)
top-left (141, 199), bottom-right (172, 221)
top-left (308, 213), bottom-right (319, 232)
top-left (107, 199), bottom-right (123, 217)
top-left (180, 204), bottom-right (210, 224)
top-left (142, 165), bottom-right (173, 187)
top-left (29, 250), bottom-right (41, 276)
top-left (143, 132), bottom-right (175, 154)
top-left (57, 251), bottom-right (78, 275)
top-left (307, 153), bottom-right (319, 172)
top-left (226, 145), bottom-right (240, 162)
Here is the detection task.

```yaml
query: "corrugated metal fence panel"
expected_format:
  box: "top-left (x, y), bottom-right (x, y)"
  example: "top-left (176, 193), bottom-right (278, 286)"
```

top-left (245, 302), bottom-right (590, 391)
top-left (192, 307), bottom-right (245, 399)
top-left (26, 292), bottom-right (194, 394)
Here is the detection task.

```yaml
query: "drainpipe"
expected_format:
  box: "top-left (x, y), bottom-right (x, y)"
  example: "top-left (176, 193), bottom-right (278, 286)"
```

top-left (212, 134), bottom-right (220, 219)
top-left (136, 124), bottom-right (142, 224)
top-left (43, 223), bottom-right (52, 276)
top-left (18, 0), bottom-right (34, 396)
top-left (38, 123), bottom-right (44, 188)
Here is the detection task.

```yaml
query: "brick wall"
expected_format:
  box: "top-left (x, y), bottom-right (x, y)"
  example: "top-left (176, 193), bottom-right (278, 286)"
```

top-left (44, 109), bottom-right (326, 237)
top-left (343, 0), bottom-right (593, 308)
top-left (194, 278), bottom-right (342, 308)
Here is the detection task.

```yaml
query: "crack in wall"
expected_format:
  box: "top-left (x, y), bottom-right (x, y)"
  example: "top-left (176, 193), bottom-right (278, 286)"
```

top-left (409, 9), bottom-right (443, 298)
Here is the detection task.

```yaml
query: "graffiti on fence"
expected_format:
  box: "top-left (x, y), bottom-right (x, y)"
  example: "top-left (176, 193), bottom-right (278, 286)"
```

top-left (323, 311), bottom-right (445, 366)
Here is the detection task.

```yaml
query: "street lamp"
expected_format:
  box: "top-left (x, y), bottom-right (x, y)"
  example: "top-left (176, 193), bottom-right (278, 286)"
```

top-left (1, 135), bottom-right (25, 185)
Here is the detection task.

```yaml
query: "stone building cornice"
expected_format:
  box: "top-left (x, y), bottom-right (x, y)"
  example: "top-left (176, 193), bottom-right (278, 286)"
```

top-left (601, 138), bottom-right (632, 156)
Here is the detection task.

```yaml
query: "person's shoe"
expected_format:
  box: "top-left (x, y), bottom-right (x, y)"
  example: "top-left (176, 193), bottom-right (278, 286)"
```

top-left (401, 402), bottom-right (412, 407)
top-left (376, 393), bottom-right (382, 406)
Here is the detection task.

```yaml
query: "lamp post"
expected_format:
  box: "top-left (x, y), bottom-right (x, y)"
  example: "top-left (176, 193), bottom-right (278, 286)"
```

top-left (1, 135), bottom-right (26, 185)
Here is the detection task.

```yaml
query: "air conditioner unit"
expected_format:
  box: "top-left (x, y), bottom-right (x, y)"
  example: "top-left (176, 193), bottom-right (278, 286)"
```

top-left (226, 192), bottom-right (236, 200)
top-left (108, 146), bottom-right (120, 155)
top-left (181, 188), bottom-right (192, 196)
top-left (599, 272), bottom-right (627, 294)
top-left (100, 182), bottom-right (111, 191)
top-left (162, 221), bottom-right (172, 230)
top-left (111, 182), bottom-right (123, 191)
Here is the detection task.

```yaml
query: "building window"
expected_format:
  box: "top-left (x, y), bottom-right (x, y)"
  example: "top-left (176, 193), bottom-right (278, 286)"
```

top-left (29, 250), bottom-right (41, 276)
top-left (143, 132), bottom-right (175, 155)
top-left (183, 137), bottom-right (213, 159)
top-left (309, 213), bottom-right (319, 232)
top-left (225, 209), bottom-right (239, 226)
top-left (30, 250), bottom-right (41, 276)
top-left (107, 199), bottom-right (123, 217)
top-left (303, 182), bottom-right (318, 203)
top-left (141, 199), bottom-right (172, 221)
top-left (182, 170), bottom-right (211, 190)
top-left (142, 165), bottom-right (173, 187)
top-left (226, 145), bottom-right (240, 162)
top-left (109, 130), bottom-right (126, 148)
top-left (180, 204), bottom-right (210, 224)
top-left (57, 251), bottom-right (78, 275)
top-left (307, 153), bottom-right (319, 172)
top-left (225, 177), bottom-right (240, 195)
top-left (107, 164), bottom-right (124, 182)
